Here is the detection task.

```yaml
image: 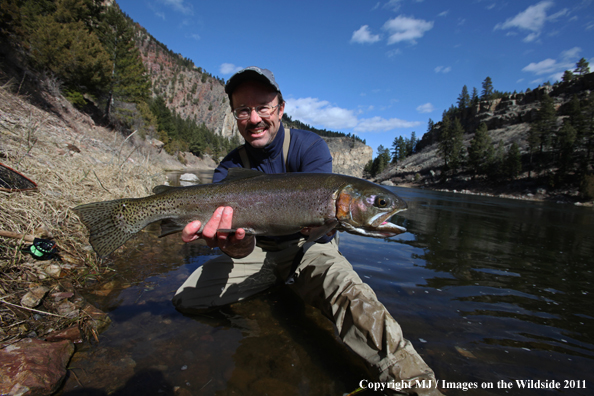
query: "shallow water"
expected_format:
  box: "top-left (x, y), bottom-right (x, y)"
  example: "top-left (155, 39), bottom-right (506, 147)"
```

top-left (59, 181), bottom-right (594, 395)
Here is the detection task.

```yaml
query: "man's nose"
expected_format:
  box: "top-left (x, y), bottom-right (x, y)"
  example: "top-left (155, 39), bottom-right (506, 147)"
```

top-left (249, 108), bottom-right (262, 123)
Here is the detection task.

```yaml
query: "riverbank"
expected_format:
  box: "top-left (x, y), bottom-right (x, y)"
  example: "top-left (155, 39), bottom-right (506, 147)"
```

top-left (0, 83), bottom-right (214, 394)
top-left (381, 174), bottom-right (593, 207)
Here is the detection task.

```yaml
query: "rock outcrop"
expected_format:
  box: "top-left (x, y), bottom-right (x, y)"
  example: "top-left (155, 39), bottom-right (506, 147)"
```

top-left (324, 137), bottom-right (373, 177)
top-left (0, 338), bottom-right (75, 396)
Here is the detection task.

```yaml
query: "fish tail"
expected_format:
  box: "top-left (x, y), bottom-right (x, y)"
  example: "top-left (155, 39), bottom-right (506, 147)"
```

top-left (73, 198), bottom-right (140, 256)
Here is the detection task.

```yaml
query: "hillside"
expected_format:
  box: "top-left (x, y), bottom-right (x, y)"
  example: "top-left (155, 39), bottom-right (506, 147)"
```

top-left (374, 73), bottom-right (594, 204)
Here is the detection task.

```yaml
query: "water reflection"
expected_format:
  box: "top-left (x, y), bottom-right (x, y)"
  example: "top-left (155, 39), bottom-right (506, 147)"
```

top-left (59, 181), bottom-right (594, 395)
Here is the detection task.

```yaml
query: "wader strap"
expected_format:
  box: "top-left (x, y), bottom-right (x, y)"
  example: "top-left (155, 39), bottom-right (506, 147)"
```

top-left (238, 145), bottom-right (250, 168)
top-left (282, 128), bottom-right (291, 170)
top-left (237, 127), bottom-right (292, 170)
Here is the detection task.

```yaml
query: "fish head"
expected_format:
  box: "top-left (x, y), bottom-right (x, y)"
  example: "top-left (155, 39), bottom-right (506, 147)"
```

top-left (336, 181), bottom-right (408, 238)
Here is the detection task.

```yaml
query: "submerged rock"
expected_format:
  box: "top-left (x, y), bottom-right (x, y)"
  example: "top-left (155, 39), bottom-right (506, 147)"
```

top-left (0, 338), bottom-right (74, 395)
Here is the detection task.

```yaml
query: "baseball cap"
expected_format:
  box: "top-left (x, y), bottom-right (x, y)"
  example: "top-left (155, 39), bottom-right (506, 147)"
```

top-left (225, 66), bottom-right (280, 95)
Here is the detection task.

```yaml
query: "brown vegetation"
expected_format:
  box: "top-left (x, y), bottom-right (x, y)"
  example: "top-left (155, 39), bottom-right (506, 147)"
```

top-left (0, 81), bottom-right (166, 344)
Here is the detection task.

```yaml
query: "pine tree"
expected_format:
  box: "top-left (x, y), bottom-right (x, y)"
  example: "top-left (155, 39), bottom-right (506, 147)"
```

top-left (534, 93), bottom-right (557, 154)
top-left (24, 1), bottom-right (111, 96)
top-left (99, 4), bottom-right (150, 117)
top-left (487, 140), bottom-right (506, 180)
top-left (371, 145), bottom-right (391, 176)
top-left (562, 70), bottom-right (574, 82)
top-left (481, 77), bottom-right (494, 101)
top-left (467, 123), bottom-right (493, 177)
top-left (556, 120), bottom-right (577, 175)
top-left (438, 116), bottom-right (464, 172)
top-left (471, 87), bottom-right (479, 106)
top-left (505, 142), bottom-right (522, 179)
top-left (407, 131), bottom-right (417, 156)
top-left (574, 58), bottom-right (590, 76)
top-left (457, 85), bottom-right (470, 110)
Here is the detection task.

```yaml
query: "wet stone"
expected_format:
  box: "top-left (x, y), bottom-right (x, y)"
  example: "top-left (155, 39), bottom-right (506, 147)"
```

top-left (0, 338), bottom-right (74, 396)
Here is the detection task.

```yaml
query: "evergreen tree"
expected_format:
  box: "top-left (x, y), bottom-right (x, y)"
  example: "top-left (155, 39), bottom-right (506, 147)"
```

top-left (556, 120), bottom-right (577, 175)
top-left (471, 87), bottom-right (479, 106)
top-left (371, 145), bottom-right (391, 176)
top-left (467, 123), bottom-right (493, 177)
top-left (457, 85), bottom-right (470, 110)
top-left (562, 70), bottom-right (574, 82)
top-left (584, 91), bottom-right (594, 161)
top-left (99, 4), bottom-right (150, 117)
top-left (534, 93), bottom-right (557, 154)
top-left (407, 131), bottom-right (417, 156)
top-left (438, 116), bottom-right (464, 172)
top-left (481, 77), bottom-right (494, 101)
top-left (504, 142), bottom-right (522, 179)
top-left (391, 136), bottom-right (405, 163)
top-left (487, 140), bottom-right (506, 180)
top-left (574, 58), bottom-right (590, 76)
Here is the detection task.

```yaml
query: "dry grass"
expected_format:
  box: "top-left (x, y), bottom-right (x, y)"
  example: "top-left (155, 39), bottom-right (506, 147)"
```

top-left (0, 83), bottom-right (166, 344)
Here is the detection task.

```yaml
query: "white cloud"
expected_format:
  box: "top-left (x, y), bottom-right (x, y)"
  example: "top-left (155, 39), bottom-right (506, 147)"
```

top-left (561, 46), bottom-right (581, 60)
top-left (354, 117), bottom-right (421, 132)
top-left (438, 10), bottom-right (449, 17)
top-left (351, 25), bottom-right (381, 44)
top-left (220, 63), bottom-right (243, 75)
top-left (386, 48), bottom-right (402, 57)
top-left (522, 58), bottom-right (559, 75)
top-left (434, 66), bottom-right (451, 73)
top-left (160, 0), bottom-right (193, 14)
top-left (522, 47), bottom-right (581, 81)
top-left (285, 97), bottom-right (420, 133)
top-left (416, 103), bottom-right (434, 113)
top-left (494, 1), bottom-right (568, 42)
top-left (383, 16), bottom-right (434, 45)
top-left (383, 0), bottom-right (403, 12)
top-left (189, 34), bottom-right (200, 41)
top-left (285, 98), bottom-right (359, 129)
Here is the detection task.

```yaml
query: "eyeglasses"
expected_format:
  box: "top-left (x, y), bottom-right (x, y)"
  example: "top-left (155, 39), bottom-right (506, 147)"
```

top-left (232, 103), bottom-right (281, 120)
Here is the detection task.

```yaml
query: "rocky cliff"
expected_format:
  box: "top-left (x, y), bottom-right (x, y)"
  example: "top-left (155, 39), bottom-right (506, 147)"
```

top-left (323, 137), bottom-right (373, 177)
top-left (133, 25), bottom-right (239, 139)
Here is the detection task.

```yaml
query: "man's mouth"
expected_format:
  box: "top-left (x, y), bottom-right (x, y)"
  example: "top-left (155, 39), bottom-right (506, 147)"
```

top-left (247, 123), bottom-right (268, 138)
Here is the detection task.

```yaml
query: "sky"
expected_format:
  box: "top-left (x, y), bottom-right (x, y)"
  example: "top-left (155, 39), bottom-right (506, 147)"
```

top-left (116, 0), bottom-right (594, 155)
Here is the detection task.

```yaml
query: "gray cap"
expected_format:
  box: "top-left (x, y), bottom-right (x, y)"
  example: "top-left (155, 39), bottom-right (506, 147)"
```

top-left (225, 66), bottom-right (280, 95)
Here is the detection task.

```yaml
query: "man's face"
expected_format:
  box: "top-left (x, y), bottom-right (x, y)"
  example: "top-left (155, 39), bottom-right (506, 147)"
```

top-left (231, 80), bottom-right (284, 149)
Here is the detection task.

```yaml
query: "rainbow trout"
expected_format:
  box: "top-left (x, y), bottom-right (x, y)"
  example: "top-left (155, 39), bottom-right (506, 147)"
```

top-left (73, 169), bottom-right (407, 256)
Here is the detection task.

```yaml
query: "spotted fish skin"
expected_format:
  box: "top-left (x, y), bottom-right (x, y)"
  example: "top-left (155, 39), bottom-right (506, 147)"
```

top-left (73, 169), bottom-right (408, 256)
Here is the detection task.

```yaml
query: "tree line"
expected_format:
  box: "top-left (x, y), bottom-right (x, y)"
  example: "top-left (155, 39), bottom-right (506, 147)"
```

top-left (365, 59), bottom-right (594, 199)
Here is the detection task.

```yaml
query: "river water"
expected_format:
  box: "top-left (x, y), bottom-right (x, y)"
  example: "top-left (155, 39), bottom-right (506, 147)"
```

top-left (59, 173), bottom-right (594, 395)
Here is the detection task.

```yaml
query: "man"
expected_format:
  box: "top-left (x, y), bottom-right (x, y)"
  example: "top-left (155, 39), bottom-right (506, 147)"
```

top-left (173, 66), bottom-right (442, 395)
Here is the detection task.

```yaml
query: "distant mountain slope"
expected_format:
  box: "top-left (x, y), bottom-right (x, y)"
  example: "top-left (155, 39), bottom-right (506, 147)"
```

top-left (375, 73), bottom-right (594, 202)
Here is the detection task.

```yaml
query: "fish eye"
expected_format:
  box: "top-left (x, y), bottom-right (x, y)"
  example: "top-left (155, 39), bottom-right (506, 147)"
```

top-left (374, 195), bottom-right (390, 208)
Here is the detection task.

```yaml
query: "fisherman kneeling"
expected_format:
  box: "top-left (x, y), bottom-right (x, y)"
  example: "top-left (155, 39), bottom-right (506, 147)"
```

top-left (174, 66), bottom-right (443, 396)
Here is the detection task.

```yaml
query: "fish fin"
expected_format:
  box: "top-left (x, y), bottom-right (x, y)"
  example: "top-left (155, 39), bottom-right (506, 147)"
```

top-left (72, 199), bottom-right (139, 256)
top-left (220, 235), bottom-right (256, 259)
top-left (158, 219), bottom-right (185, 237)
top-left (221, 168), bottom-right (264, 183)
top-left (152, 185), bottom-right (179, 195)
top-left (305, 220), bottom-right (338, 242)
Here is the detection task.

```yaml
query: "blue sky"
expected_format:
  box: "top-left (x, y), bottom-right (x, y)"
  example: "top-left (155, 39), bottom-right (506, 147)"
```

top-left (117, 0), bottom-right (594, 155)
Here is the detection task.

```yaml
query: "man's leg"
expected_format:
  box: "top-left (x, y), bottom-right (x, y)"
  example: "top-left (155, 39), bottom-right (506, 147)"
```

top-left (172, 245), bottom-right (276, 313)
top-left (172, 240), bottom-right (303, 313)
top-left (286, 239), bottom-right (442, 395)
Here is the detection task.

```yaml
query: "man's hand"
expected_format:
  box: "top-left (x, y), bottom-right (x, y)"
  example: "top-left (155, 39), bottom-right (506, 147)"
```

top-left (182, 206), bottom-right (246, 247)
top-left (181, 206), bottom-right (254, 258)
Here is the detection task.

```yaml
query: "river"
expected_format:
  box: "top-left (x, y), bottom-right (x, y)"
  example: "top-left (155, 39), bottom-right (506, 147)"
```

top-left (59, 173), bottom-right (594, 395)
